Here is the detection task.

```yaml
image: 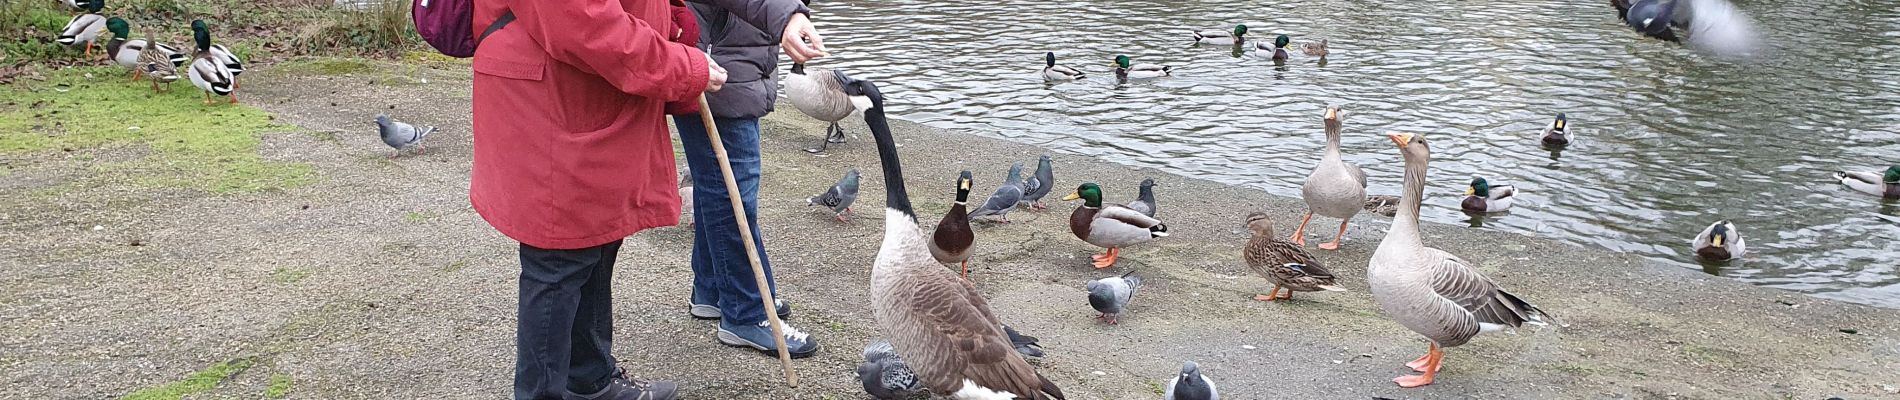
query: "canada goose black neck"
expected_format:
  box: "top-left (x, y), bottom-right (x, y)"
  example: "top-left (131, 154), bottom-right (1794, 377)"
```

top-left (859, 81), bottom-right (914, 220)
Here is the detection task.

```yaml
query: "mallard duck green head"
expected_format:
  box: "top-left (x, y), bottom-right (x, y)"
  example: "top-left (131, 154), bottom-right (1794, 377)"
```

top-left (1885, 166), bottom-right (1900, 183)
top-left (1553, 113), bottom-right (1568, 132)
top-left (1233, 24), bottom-right (1248, 37)
top-left (1045, 52), bottom-right (1057, 68)
top-left (1275, 34), bottom-right (1291, 49)
top-left (106, 17), bottom-right (129, 39)
top-left (1707, 221), bottom-right (1731, 247)
top-left (955, 170), bottom-right (974, 203)
top-left (191, 19), bottom-right (210, 52)
top-left (1467, 177), bottom-right (1491, 197)
top-left (1114, 55), bottom-right (1131, 69)
top-left (1062, 182), bottom-right (1104, 207)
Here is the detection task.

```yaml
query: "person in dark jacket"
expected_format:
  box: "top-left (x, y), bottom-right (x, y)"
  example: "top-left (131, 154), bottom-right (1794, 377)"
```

top-left (672, 0), bottom-right (829, 358)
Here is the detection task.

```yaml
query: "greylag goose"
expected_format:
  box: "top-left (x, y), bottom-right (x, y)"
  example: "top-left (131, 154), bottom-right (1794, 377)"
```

top-left (785, 64), bottom-right (871, 153)
top-left (1291, 106), bottom-right (1367, 250)
top-left (1369, 131), bottom-right (1553, 388)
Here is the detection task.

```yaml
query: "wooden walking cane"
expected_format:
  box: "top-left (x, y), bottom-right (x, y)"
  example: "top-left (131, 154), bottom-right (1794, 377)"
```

top-left (696, 94), bottom-right (800, 387)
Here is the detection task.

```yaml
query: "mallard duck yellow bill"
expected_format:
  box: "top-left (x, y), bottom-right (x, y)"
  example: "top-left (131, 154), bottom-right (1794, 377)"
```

top-left (1062, 192), bottom-right (1081, 201)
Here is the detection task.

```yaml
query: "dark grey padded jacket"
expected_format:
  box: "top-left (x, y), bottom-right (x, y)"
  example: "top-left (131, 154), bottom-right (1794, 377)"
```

top-left (686, 0), bottom-right (810, 119)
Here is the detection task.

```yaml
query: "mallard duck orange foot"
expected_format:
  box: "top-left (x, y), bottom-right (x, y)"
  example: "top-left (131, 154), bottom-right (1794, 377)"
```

top-left (1090, 247), bottom-right (1121, 268)
top-left (1319, 220), bottom-right (1349, 250)
top-left (1395, 343), bottom-right (1443, 388)
top-left (1289, 212), bottom-right (1315, 246)
top-left (131, 69), bottom-right (142, 81)
top-left (1253, 285), bottom-right (1292, 301)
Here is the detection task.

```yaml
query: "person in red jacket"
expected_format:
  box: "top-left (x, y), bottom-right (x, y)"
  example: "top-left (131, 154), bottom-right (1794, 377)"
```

top-left (468, 0), bottom-right (724, 399)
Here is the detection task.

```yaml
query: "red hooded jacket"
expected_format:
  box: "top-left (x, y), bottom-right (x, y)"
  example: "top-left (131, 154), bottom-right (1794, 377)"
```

top-left (470, 0), bottom-right (708, 249)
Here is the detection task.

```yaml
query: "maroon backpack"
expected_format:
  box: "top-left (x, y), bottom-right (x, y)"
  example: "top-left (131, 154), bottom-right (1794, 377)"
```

top-left (412, 0), bottom-right (513, 58)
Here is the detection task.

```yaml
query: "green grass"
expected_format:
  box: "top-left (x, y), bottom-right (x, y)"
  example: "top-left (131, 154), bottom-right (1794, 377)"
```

top-left (121, 358), bottom-right (254, 400)
top-left (271, 267), bottom-right (310, 284)
top-left (263, 373), bottom-right (293, 399)
top-left (0, 66), bottom-right (313, 193)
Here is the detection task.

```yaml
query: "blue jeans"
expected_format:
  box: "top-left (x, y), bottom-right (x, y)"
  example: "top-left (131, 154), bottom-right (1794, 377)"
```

top-left (513, 241), bottom-right (621, 400)
top-left (674, 115), bottom-right (777, 326)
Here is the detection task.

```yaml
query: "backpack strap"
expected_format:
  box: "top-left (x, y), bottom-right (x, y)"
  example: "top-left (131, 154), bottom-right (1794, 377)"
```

top-left (477, 11), bottom-right (516, 46)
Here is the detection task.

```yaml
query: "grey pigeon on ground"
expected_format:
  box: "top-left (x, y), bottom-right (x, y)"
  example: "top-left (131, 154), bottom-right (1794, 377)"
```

top-left (1002, 324), bottom-right (1045, 363)
top-left (967, 162), bottom-right (1025, 223)
top-left (856, 340), bottom-right (924, 400)
top-left (1018, 154), bottom-right (1055, 209)
top-left (375, 114), bottom-right (435, 157)
top-left (1127, 177), bottom-right (1159, 217)
top-left (808, 168), bottom-right (860, 223)
top-left (1087, 270), bottom-right (1142, 324)
top-left (1164, 361), bottom-right (1219, 400)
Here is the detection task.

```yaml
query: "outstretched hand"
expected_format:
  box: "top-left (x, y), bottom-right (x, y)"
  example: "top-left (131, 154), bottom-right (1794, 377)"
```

top-left (780, 13), bottom-right (829, 63)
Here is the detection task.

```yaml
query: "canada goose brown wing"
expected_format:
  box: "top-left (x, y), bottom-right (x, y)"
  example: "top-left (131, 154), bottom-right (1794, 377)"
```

top-left (897, 273), bottom-right (1046, 397)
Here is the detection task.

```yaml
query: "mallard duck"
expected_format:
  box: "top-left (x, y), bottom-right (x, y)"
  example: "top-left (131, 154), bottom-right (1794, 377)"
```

top-left (1691, 220), bottom-right (1745, 261)
top-left (1041, 52), bottom-right (1083, 82)
top-left (1540, 113), bottom-right (1570, 146)
top-left (1292, 106), bottom-right (1367, 250)
top-left (1191, 24), bottom-right (1247, 45)
top-left (1301, 38), bottom-right (1328, 57)
top-left (138, 31), bottom-right (180, 92)
top-left (61, 0), bottom-right (96, 12)
top-left (187, 20), bottom-right (236, 105)
top-left (1364, 194), bottom-right (1401, 217)
top-left (786, 64), bottom-right (869, 153)
top-left (104, 18), bottom-right (180, 81)
top-left (1244, 212), bottom-right (1343, 301)
top-left (1254, 34), bottom-right (1291, 62)
top-left (1064, 182), bottom-right (1168, 269)
top-left (57, 1), bottom-right (107, 58)
top-left (1461, 177), bottom-right (1516, 213)
top-left (1370, 131), bottom-right (1552, 388)
top-left (853, 74), bottom-right (1066, 400)
top-left (930, 171), bottom-right (976, 278)
top-left (1113, 55), bottom-right (1171, 80)
top-left (1833, 166), bottom-right (1900, 199)
top-left (1126, 178), bottom-right (1158, 218)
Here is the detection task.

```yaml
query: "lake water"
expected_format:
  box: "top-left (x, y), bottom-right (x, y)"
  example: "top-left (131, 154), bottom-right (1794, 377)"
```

top-left (804, 0), bottom-right (1900, 307)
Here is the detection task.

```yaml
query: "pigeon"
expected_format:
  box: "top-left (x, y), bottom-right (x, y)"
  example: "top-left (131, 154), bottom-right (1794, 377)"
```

top-left (856, 340), bottom-right (924, 400)
top-left (1127, 178), bottom-right (1159, 217)
top-left (375, 114), bottom-right (435, 157)
top-left (1619, 0), bottom-right (1762, 59)
top-left (1164, 361), bottom-right (1219, 400)
top-left (1003, 324), bottom-right (1046, 364)
top-left (1019, 154), bottom-right (1056, 210)
top-left (857, 329), bottom-right (1045, 399)
top-left (967, 162), bottom-right (1025, 223)
top-left (1087, 270), bottom-right (1142, 324)
top-left (807, 168), bottom-right (860, 223)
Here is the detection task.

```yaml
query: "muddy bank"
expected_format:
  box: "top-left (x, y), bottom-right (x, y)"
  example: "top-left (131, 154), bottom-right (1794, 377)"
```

top-left (2, 60), bottom-right (1897, 399)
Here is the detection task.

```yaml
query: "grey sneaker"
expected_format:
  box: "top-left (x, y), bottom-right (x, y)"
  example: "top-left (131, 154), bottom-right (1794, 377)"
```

top-left (689, 299), bottom-right (791, 320)
top-left (717, 319), bottom-right (818, 358)
top-left (566, 369), bottom-right (677, 400)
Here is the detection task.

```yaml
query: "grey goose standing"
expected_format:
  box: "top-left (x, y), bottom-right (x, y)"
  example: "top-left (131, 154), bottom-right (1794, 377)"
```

top-left (1370, 131), bottom-right (1552, 388)
top-left (853, 75), bottom-right (1065, 399)
top-left (785, 64), bottom-right (870, 154)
